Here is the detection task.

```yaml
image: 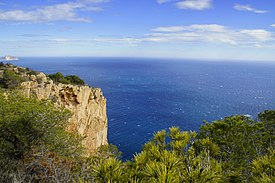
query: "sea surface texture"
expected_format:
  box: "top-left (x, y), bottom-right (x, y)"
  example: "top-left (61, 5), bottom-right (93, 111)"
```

top-left (14, 58), bottom-right (275, 159)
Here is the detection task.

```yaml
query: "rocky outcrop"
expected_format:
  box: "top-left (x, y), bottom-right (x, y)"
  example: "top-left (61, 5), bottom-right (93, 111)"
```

top-left (1, 64), bottom-right (108, 154)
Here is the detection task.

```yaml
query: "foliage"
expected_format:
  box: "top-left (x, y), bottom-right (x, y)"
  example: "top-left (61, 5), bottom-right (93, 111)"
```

top-left (123, 128), bottom-right (223, 183)
top-left (257, 110), bottom-right (275, 149)
top-left (48, 72), bottom-right (85, 85)
top-left (91, 157), bottom-right (124, 182)
top-left (87, 113), bottom-right (274, 183)
top-left (0, 69), bottom-right (26, 88)
top-left (48, 72), bottom-right (65, 83)
top-left (65, 75), bottom-right (85, 85)
top-left (0, 90), bottom-right (83, 182)
top-left (251, 149), bottom-right (275, 183)
top-left (198, 113), bottom-right (275, 181)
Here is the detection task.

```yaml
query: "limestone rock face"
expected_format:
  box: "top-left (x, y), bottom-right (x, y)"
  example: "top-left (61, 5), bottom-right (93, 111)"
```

top-left (20, 71), bottom-right (108, 154)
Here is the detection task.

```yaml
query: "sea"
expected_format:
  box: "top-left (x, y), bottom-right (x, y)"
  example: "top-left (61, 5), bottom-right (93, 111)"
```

top-left (10, 57), bottom-right (275, 159)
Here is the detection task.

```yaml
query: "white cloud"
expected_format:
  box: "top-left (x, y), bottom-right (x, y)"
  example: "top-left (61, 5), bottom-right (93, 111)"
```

top-left (271, 24), bottom-right (275, 27)
top-left (234, 4), bottom-right (268, 14)
top-left (8, 24), bottom-right (275, 54)
top-left (150, 24), bottom-right (236, 44)
top-left (46, 24), bottom-right (274, 48)
top-left (153, 26), bottom-right (186, 32)
top-left (0, 1), bottom-right (108, 23)
top-left (153, 24), bottom-right (227, 33)
top-left (240, 30), bottom-right (273, 42)
top-left (176, 0), bottom-right (212, 10)
top-left (184, 24), bottom-right (226, 32)
top-left (149, 24), bottom-right (275, 46)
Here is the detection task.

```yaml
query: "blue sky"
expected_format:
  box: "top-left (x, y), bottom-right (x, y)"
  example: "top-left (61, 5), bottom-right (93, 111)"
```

top-left (1, 0), bottom-right (275, 61)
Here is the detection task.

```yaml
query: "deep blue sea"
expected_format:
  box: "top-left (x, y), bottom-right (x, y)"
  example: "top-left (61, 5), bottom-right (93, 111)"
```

top-left (11, 57), bottom-right (275, 159)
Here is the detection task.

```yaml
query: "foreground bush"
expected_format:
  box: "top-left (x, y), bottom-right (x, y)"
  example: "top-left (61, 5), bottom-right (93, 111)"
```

top-left (199, 112), bottom-right (275, 181)
top-left (0, 90), bottom-right (83, 182)
top-left (88, 112), bottom-right (274, 183)
top-left (251, 149), bottom-right (275, 183)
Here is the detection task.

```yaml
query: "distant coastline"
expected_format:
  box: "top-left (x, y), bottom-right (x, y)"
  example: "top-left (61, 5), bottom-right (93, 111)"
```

top-left (0, 55), bottom-right (19, 61)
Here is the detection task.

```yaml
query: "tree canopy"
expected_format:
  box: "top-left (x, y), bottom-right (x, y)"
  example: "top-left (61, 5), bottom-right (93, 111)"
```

top-left (48, 72), bottom-right (85, 85)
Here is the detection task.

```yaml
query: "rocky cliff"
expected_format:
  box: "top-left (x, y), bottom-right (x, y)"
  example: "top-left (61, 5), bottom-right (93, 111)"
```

top-left (0, 64), bottom-right (108, 154)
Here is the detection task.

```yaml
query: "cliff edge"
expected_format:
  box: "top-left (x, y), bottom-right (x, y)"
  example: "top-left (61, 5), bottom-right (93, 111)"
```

top-left (0, 64), bottom-right (108, 154)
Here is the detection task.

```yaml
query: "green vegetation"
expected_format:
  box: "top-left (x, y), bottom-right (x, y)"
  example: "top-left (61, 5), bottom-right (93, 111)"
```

top-left (0, 90), bottom-right (83, 182)
top-left (251, 149), bottom-right (275, 183)
top-left (1, 89), bottom-right (273, 182)
top-left (0, 69), bottom-right (26, 89)
top-left (198, 113), bottom-right (275, 181)
top-left (0, 63), bottom-right (42, 89)
top-left (48, 72), bottom-right (85, 85)
top-left (86, 114), bottom-right (274, 183)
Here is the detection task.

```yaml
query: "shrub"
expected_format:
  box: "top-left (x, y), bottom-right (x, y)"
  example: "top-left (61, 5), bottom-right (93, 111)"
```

top-left (65, 75), bottom-right (85, 85)
top-left (0, 90), bottom-right (83, 182)
top-left (48, 72), bottom-right (85, 85)
top-left (0, 69), bottom-right (26, 88)
top-left (251, 149), bottom-right (275, 183)
top-left (48, 72), bottom-right (66, 83)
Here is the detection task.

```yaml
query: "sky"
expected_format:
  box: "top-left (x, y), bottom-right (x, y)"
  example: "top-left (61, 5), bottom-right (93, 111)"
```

top-left (1, 0), bottom-right (275, 61)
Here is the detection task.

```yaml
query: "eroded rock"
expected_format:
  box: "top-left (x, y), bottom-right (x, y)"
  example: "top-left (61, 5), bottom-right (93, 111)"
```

top-left (20, 71), bottom-right (108, 154)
